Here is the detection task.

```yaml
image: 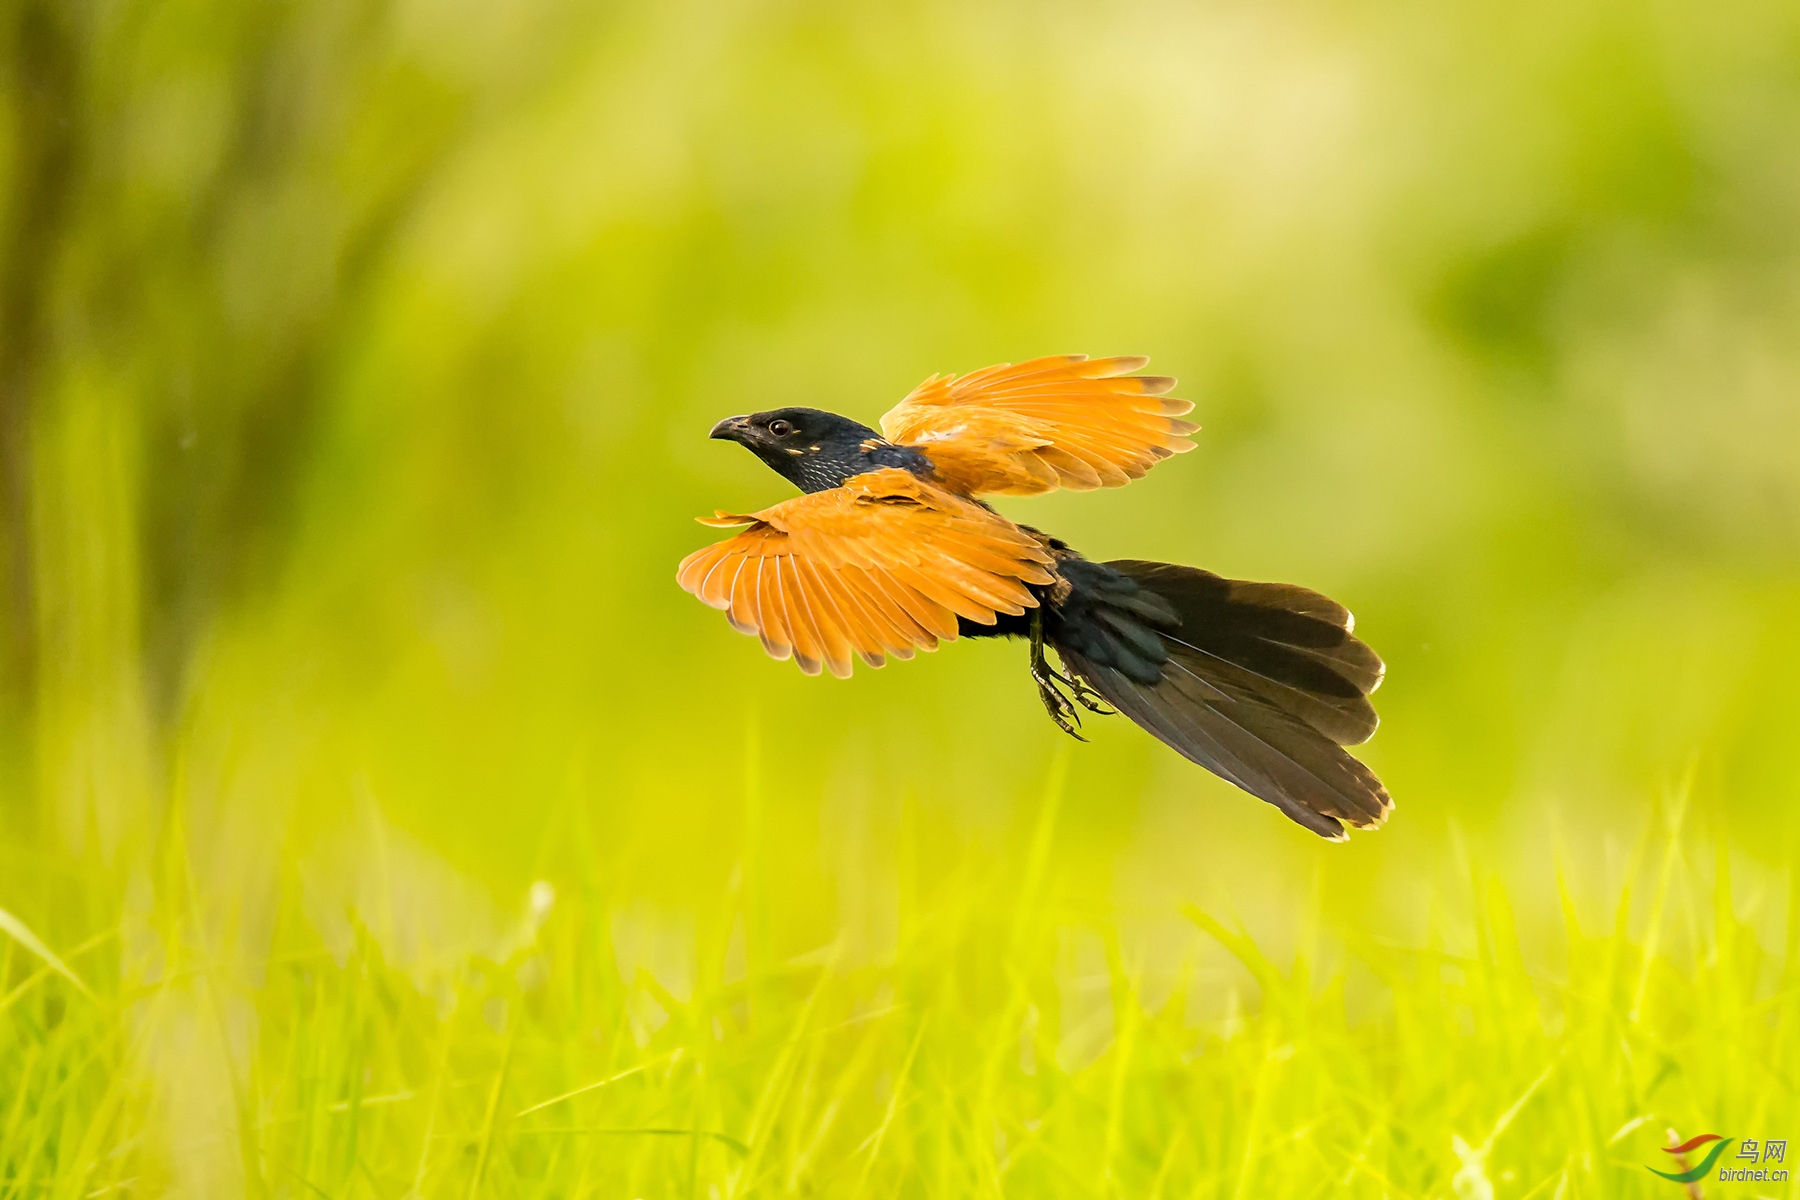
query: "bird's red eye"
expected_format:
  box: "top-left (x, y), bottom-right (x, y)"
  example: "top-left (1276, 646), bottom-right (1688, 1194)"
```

top-left (768, 420), bottom-right (794, 437)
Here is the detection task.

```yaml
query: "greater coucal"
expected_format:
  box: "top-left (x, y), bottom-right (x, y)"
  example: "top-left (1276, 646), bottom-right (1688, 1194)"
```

top-left (678, 355), bottom-right (1391, 838)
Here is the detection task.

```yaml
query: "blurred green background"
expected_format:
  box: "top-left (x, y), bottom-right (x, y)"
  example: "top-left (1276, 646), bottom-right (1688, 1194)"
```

top-left (3, 0), bottom-right (1799, 1193)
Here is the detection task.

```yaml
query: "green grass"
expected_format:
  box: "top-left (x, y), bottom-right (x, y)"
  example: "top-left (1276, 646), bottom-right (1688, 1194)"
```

top-left (4, 763), bottom-right (1794, 1199)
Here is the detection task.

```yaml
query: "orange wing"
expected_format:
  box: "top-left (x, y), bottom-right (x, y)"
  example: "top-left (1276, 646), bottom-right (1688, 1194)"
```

top-left (878, 354), bottom-right (1198, 497)
top-left (675, 469), bottom-right (1057, 678)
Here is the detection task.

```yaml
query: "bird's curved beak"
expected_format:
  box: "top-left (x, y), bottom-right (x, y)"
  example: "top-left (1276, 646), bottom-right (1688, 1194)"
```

top-left (710, 415), bottom-right (752, 443)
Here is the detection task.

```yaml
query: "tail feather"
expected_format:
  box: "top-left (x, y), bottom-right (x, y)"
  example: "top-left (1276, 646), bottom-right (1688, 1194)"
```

top-left (1107, 560), bottom-right (1385, 737)
top-left (1052, 560), bottom-right (1393, 840)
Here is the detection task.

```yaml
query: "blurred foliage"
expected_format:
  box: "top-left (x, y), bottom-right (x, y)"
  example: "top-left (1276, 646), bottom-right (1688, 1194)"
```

top-left (2, 0), bottom-right (1800, 1192)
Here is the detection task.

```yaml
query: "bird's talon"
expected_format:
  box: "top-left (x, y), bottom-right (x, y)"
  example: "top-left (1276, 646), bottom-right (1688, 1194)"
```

top-left (1038, 687), bottom-right (1088, 741)
top-left (1036, 657), bottom-right (1110, 714)
top-left (1028, 608), bottom-right (1099, 739)
top-left (1071, 678), bottom-right (1114, 714)
top-left (1038, 678), bottom-right (1090, 741)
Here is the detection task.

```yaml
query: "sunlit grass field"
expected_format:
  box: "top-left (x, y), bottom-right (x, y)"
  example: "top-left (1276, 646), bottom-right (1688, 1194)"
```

top-left (5, 0), bottom-right (1800, 1194)
top-left (4, 766), bottom-right (1796, 1197)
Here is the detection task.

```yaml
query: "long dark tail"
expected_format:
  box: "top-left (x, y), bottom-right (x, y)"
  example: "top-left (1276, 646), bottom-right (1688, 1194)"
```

top-left (1047, 559), bottom-right (1392, 840)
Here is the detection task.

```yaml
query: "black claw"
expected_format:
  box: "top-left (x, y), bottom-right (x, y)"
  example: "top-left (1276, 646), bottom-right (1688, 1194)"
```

top-left (1070, 677), bottom-right (1114, 715)
top-left (1036, 678), bottom-right (1088, 741)
top-left (1033, 654), bottom-right (1109, 711)
top-left (1029, 608), bottom-right (1094, 741)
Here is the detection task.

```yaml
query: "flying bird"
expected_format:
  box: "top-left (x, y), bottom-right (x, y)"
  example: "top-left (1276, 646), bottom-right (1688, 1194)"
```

top-left (677, 355), bottom-right (1391, 839)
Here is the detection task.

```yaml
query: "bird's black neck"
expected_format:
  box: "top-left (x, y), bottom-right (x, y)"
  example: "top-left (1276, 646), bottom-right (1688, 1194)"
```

top-left (771, 432), bottom-right (938, 494)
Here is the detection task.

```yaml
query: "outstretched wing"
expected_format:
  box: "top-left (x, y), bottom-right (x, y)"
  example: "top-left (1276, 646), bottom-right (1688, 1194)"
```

top-left (676, 468), bottom-right (1056, 678)
top-left (878, 354), bottom-right (1198, 497)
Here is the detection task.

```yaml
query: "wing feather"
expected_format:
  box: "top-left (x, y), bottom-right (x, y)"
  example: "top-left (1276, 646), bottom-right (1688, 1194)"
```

top-left (842, 566), bottom-right (920, 663)
top-left (676, 468), bottom-right (1054, 675)
top-left (888, 561), bottom-right (998, 626)
top-left (830, 568), bottom-right (903, 659)
top-left (753, 557), bottom-right (792, 660)
top-left (791, 556), bottom-right (858, 679)
top-left (728, 555), bottom-right (760, 636)
top-left (879, 354), bottom-right (1197, 496)
top-left (687, 545), bottom-right (737, 610)
top-left (776, 555), bottom-right (826, 676)
top-left (842, 568), bottom-right (924, 657)
top-left (859, 566), bottom-right (950, 645)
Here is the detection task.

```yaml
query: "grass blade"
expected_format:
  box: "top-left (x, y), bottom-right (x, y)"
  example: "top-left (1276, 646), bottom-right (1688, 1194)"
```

top-left (0, 907), bottom-right (92, 1000)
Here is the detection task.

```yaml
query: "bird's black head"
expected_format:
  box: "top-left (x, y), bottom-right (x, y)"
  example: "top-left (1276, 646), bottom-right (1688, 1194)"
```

top-left (709, 407), bottom-right (934, 494)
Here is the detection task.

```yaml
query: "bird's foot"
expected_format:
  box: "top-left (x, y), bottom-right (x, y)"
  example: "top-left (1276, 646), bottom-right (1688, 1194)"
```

top-left (1029, 608), bottom-right (1092, 740)
top-left (1067, 673), bottom-right (1115, 716)
top-left (1033, 664), bottom-right (1087, 741)
top-left (1033, 650), bottom-right (1115, 718)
